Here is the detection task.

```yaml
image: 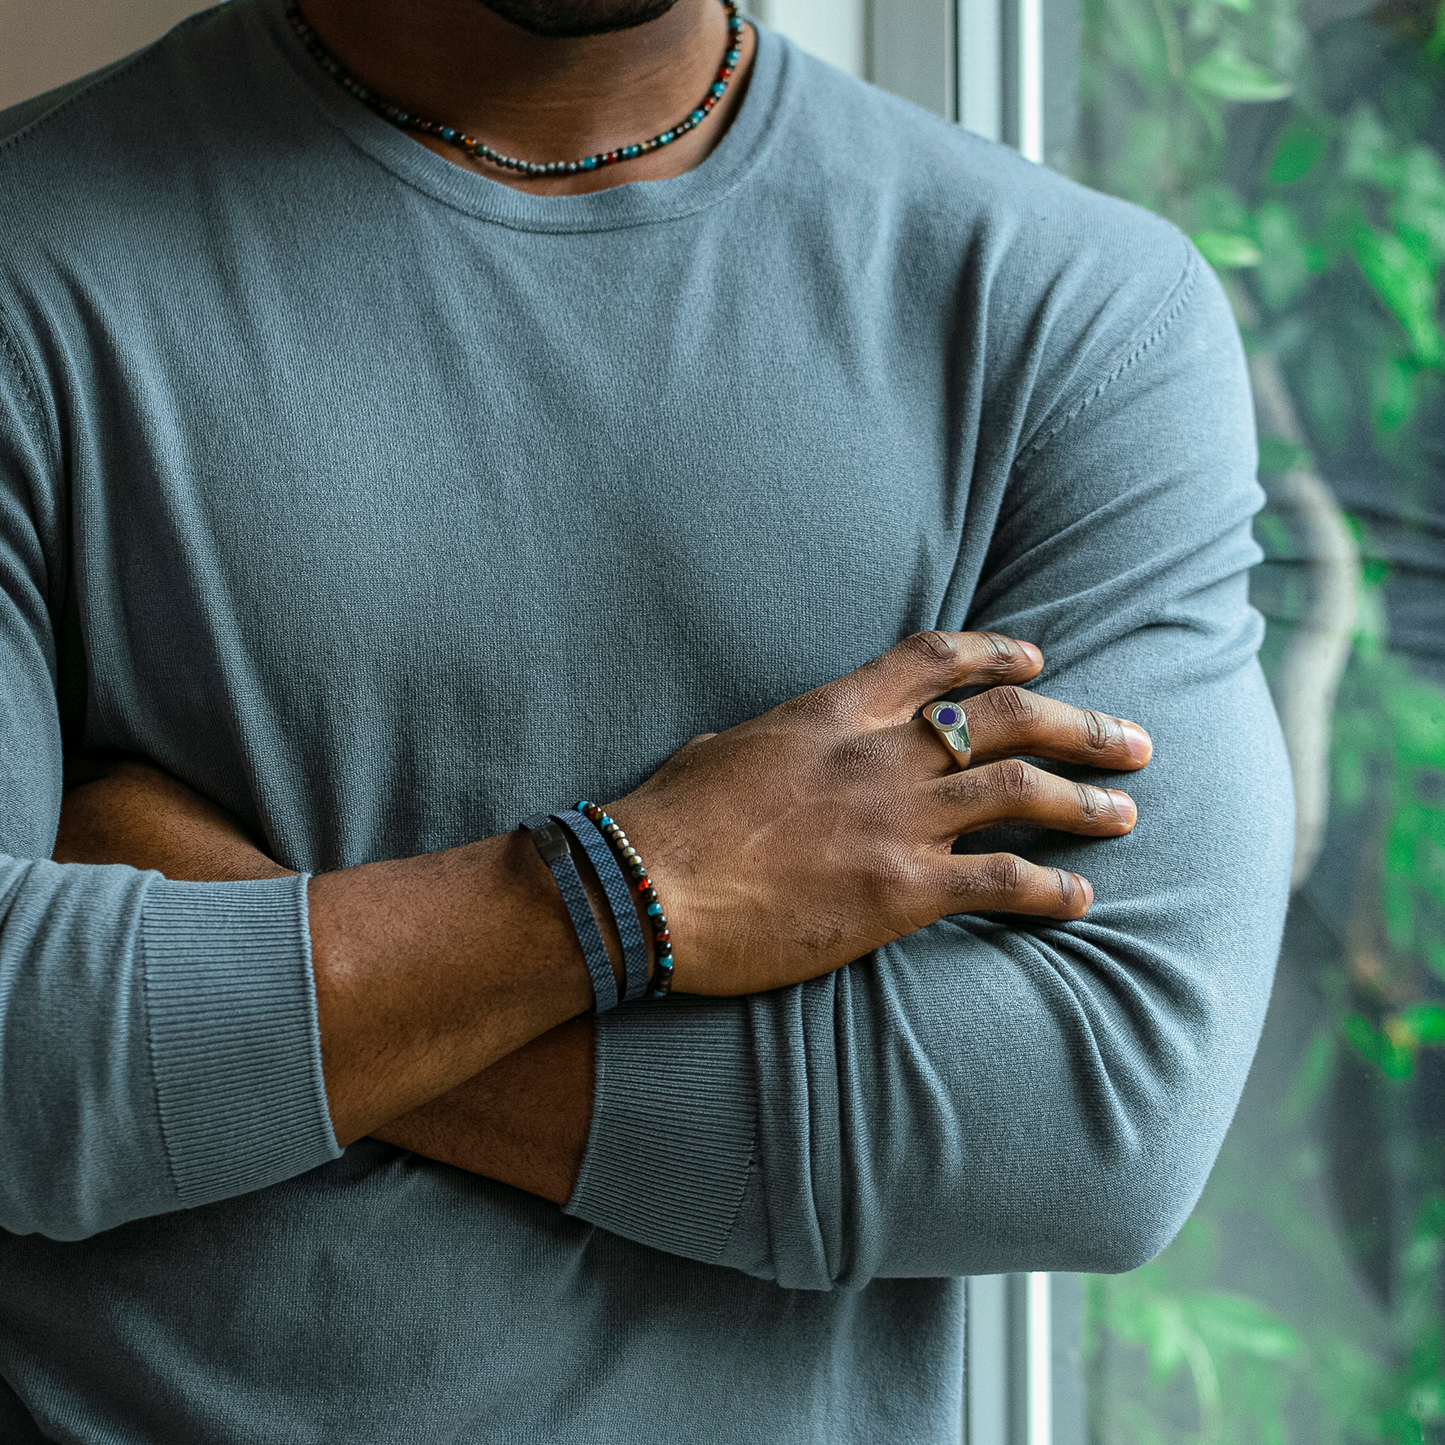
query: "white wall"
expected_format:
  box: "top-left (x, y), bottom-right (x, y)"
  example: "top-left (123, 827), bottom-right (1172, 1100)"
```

top-left (0, 0), bottom-right (213, 109)
top-left (748, 0), bottom-right (867, 78)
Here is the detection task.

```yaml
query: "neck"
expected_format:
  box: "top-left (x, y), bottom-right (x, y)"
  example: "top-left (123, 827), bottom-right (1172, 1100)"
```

top-left (297, 0), bottom-right (756, 194)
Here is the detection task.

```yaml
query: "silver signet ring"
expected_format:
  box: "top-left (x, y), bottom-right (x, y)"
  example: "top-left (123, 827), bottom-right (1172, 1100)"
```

top-left (925, 701), bottom-right (972, 769)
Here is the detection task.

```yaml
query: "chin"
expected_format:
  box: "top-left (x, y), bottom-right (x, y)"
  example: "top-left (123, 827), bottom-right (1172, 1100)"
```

top-left (478, 0), bottom-right (685, 38)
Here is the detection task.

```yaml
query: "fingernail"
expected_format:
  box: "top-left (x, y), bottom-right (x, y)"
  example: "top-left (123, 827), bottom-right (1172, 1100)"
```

top-left (1017, 641), bottom-right (1043, 666)
top-left (1074, 875), bottom-right (1094, 910)
top-left (1120, 722), bottom-right (1153, 763)
top-left (1105, 789), bottom-right (1136, 826)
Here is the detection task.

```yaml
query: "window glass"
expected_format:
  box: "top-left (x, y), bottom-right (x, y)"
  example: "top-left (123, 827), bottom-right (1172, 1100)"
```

top-left (1072, 0), bottom-right (1445, 1439)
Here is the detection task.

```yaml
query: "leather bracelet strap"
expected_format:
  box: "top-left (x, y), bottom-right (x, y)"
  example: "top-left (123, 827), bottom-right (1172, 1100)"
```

top-left (520, 814), bottom-right (619, 1013)
top-left (552, 809), bottom-right (649, 1004)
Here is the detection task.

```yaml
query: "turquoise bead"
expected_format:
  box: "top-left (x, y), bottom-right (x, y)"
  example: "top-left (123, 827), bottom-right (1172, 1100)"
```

top-left (647, 902), bottom-right (663, 917)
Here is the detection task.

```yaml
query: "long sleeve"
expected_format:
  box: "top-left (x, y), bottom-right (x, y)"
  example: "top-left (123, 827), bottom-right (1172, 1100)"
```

top-left (566, 247), bottom-right (1293, 1288)
top-left (0, 316), bottom-right (339, 1242)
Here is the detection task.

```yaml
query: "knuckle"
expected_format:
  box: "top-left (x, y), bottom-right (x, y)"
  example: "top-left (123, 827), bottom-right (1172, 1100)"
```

top-left (1054, 868), bottom-right (1077, 912)
top-left (862, 849), bottom-right (926, 914)
top-left (872, 850), bottom-right (923, 895)
top-left (991, 685), bottom-right (1039, 729)
top-left (1082, 708), bottom-right (1118, 754)
top-left (980, 852), bottom-right (1024, 896)
top-left (977, 631), bottom-right (1021, 671)
top-left (993, 757), bottom-right (1036, 809)
top-left (899, 629), bottom-right (958, 665)
top-left (938, 768), bottom-right (985, 808)
top-left (1074, 781), bottom-right (1101, 823)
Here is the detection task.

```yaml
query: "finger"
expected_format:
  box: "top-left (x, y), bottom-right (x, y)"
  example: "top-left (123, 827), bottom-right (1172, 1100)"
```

top-left (945, 687), bottom-right (1152, 772)
top-left (815, 631), bottom-right (1044, 727)
top-left (929, 758), bottom-right (1137, 841)
top-left (934, 852), bottom-right (1095, 921)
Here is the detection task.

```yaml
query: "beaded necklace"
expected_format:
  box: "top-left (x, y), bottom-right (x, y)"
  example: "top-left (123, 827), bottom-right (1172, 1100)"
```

top-left (283, 0), bottom-right (746, 181)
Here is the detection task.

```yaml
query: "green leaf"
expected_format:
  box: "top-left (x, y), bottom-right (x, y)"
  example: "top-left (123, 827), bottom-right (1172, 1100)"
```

top-left (1189, 49), bottom-right (1293, 102)
top-left (1182, 1291), bottom-right (1300, 1360)
top-left (1192, 181), bottom-right (1250, 233)
top-left (1193, 230), bottom-right (1263, 266)
top-left (1268, 121), bottom-right (1327, 184)
top-left (1258, 435), bottom-right (1311, 474)
top-left (1355, 225), bottom-right (1445, 365)
top-left (1342, 105), bottom-right (1401, 187)
top-left (1345, 1012), bottom-right (1384, 1063)
top-left (1429, 0), bottom-right (1445, 62)
top-left (1390, 683), bottom-right (1445, 765)
top-left (1107, 1288), bottom-right (1190, 1384)
top-left (1392, 146), bottom-right (1445, 268)
top-left (1256, 200), bottom-right (1316, 308)
top-left (1370, 351), bottom-right (1420, 434)
top-left (1103, 0), bottom-right (1171, 87)
top-left (1409, 1377), bottom-right (1445, 1419)
top-left (1254, 510), bottom-right (1295, 557)
top-left (1345, 1012), bottom-right (1415, 1077)
top-left (1398, 1003), bottom-right (1445, 1044)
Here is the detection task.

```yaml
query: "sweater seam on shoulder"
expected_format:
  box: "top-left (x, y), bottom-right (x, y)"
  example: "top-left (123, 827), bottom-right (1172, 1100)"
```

top-left (1015, 245), bottom-right (1203, 476)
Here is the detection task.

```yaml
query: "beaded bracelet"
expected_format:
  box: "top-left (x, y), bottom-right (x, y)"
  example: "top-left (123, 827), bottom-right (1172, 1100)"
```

top-left (520, 814), bottom-right (619, 1013)
top-left (551, 809), bottom-right (649, 1004)
top-left (577, 801), bottom-right (674, 999)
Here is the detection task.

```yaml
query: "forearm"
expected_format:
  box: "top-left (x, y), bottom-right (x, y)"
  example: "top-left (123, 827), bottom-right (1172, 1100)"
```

top-left (55, 761), bottom-right (599, 1151)
top-left (57, 761), bottom-right (596, 1199)
top-left (372, 1019), bottom-right (594, 1205)
top-left (53, 610), bottom-right (1145, 1219)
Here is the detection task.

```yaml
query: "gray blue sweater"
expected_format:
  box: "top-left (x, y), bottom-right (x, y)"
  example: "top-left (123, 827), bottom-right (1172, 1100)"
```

top-left (0, 4), bottom-right (1292, 1440)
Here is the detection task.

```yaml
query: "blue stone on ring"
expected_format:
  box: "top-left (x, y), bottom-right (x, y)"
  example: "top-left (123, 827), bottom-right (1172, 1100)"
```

top-left (933, 705), bottom-right (960, 727)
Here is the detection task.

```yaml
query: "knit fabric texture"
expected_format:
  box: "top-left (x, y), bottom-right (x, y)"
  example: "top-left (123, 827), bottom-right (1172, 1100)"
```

top-left (0, 2), bottom-right (1292, 1439)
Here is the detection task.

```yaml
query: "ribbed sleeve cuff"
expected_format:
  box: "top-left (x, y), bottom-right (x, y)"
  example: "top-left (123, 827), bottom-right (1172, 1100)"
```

top-left (141, 875), bottom-right (341, 1206)
top-left (564, 997), bottom-right (756, 1264)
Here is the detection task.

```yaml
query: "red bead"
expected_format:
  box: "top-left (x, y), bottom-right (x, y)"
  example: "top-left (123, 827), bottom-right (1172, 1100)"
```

top-left (654, 930), bottom-right (670, 944)
top-left (635, 876), bottom-right (651, 891)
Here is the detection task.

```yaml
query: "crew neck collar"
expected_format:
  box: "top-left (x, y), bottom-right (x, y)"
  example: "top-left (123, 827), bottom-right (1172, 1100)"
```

top-left (245, 0), bottom-right (791, 234)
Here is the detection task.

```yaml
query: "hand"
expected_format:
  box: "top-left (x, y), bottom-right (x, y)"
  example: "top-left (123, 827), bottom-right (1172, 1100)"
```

top-left (607, 630), bottom-right (1152, 996)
